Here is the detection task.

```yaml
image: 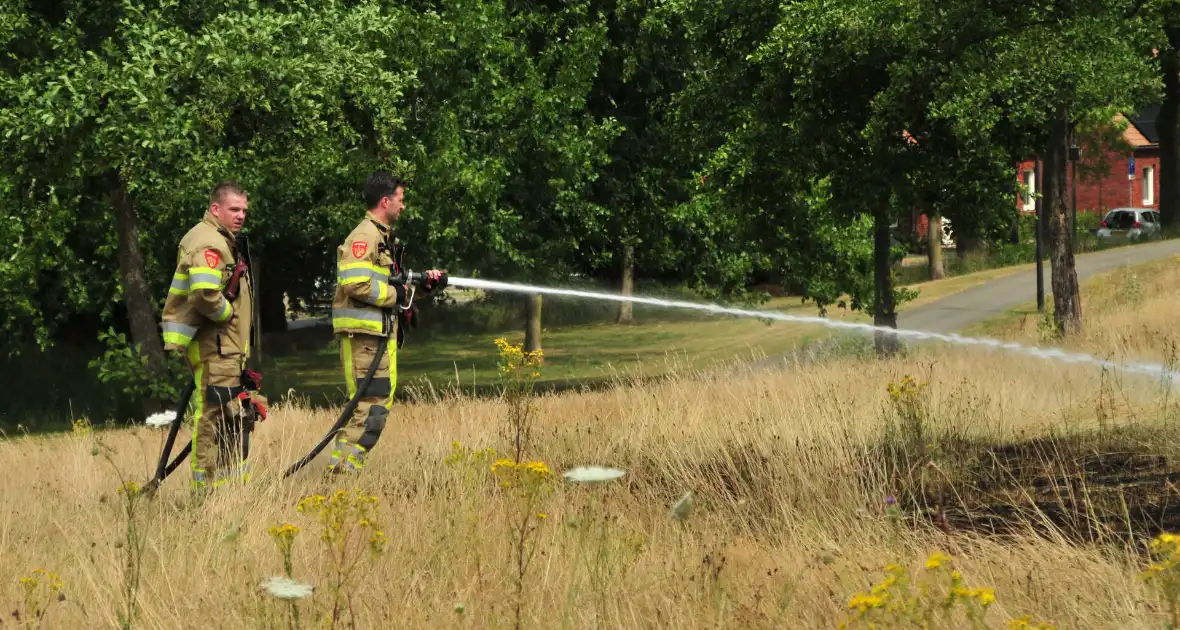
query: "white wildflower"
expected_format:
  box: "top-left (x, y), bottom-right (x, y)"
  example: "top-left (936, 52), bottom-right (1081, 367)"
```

top-left (261, 576), bottom-right (313, 600)
top-left (145, 411), bottom-right (177, 428)
top-left (670, 491), bottom-right (694, 521)
top-left (562, 466), bottom-right (626, 483)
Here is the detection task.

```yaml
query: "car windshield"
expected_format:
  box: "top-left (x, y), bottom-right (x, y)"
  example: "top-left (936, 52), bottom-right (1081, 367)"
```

top-left (1105, 211), bottom-right (1137, 229)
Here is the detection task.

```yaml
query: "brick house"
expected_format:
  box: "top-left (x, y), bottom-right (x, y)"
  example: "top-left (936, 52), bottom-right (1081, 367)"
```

top-left (1016, 106), bottom-right (1162, 218)
top-left (904, 108), bottom-right (1162, 247)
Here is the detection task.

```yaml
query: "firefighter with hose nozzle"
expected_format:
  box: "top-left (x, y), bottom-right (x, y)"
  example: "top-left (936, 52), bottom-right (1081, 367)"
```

top-left (326, 171), bottom-right (447, 474)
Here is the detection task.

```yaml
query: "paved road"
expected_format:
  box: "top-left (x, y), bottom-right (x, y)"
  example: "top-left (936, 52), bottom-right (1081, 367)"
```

top-left (741, 239), bottom-right (1180, 371)
top-left (899, 239), bottom-right (1180, 334)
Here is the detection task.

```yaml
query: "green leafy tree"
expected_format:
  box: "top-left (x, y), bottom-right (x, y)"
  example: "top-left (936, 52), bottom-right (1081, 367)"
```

top-left (670, 0), bottom-right (866, 309)
top-left (1145, 2), bottom-right (1180, 232)
top-left (380, 0), bottom-right (618, 353)
top-left (0, 0), bottom-right (416, 412)
top-left (925, 0), bottom-right (1159, 334)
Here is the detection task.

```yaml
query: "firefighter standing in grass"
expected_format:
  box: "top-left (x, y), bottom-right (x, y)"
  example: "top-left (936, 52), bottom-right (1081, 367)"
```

top-left (161, 180), bottom-right (268, 491)
top-left (329, 172), bottom-right (446, 473)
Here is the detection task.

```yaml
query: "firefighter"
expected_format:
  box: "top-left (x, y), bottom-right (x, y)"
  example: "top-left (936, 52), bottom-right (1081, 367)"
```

top-left (329, 171), bottom-right (445, 473)
top-left (160, 180), bottom-right (268, 491)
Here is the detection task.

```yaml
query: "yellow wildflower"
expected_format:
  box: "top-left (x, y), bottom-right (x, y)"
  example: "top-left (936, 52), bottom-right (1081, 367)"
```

top-left (847, 593), bottom-right (886, 612)
top-left (925, 552), bottom-right (952, 569)
top-left (1008, 615), bottom-right (1057, 630)
top-left (871, 573), bottom-right (898, 594)
top-left (297, 494), bottom-right (327, 512)
top-left (268, 523), bottom-right (299, 559)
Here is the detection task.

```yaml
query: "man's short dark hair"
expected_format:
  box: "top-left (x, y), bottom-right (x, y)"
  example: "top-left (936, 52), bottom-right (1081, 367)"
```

top-left (210, 180), bottom-right (246, 204)
top-left (363, 171), bottom-right (406, 209)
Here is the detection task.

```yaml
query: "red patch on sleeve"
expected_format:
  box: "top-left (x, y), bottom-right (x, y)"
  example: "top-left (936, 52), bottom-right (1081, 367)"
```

top-left (351, 241), bottom-right (368, 259)
top-left (203, 249), bottom-right (220, 268)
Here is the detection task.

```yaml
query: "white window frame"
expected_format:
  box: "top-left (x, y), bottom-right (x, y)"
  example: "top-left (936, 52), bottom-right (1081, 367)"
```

top-left (1143, 165), bottom-right (1155, 206)
top-left (1023, 169), bottom-right (1036, 211)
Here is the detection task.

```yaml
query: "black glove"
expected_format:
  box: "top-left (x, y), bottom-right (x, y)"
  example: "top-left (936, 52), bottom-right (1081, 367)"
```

top-left (241, 370), bottom-right (263, 391)
top-left (422, 269), bottom-right (448, 293)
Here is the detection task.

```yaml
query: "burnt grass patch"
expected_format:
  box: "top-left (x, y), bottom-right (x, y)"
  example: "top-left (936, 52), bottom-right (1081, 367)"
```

top-left (605, 421), bottom-right (1180, 551)
top-left (872, 422), bottom-right (1180, 547)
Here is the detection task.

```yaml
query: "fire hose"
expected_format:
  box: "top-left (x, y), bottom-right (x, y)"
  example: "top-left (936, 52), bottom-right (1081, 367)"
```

top-left (282, 266), bottom-right (445, 477)
top-left (141, 379), bottom-right (196, 497)
top-left (281, 338), bottom-right (386, 477)
top-left (143, 231), bottom-right (444, 487)
top-left (142, 233), bottom-right (259, 496)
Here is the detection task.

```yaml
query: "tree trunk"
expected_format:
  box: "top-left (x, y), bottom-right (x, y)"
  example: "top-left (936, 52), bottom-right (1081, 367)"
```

top-left (1160, 28), bottom-right (1180, 234)
top-left (524, 294), bottom-right (542, 357)
top-left (616, 243), bottom-right (635, 324)
top-left (258, 259), bottom-right (288, 335)
top-left (927, 212), bottom-right (944, 280)
top-left (110, 176), bottom-right (168, 413)
top-left (874, 207), bottom-right (899, 357)
top-left (954, 227), bottom-right (984, 258)
top-left (1044, 108), bottom-right (1083, 335)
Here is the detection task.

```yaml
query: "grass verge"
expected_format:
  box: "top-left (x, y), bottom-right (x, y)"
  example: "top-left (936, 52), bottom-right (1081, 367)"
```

top-left (7, 319), bottom-right (1180, 627)
top-left (263, 262), bottom-right (1054, 408)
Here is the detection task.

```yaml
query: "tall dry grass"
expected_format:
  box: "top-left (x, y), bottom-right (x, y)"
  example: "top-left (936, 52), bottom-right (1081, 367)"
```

top-left (5, 260), bottom-right (1180, 628)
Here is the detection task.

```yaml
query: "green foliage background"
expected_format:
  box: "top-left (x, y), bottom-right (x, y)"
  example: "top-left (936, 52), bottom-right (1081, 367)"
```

top-left (0, 0), bottom-right (1174, 427)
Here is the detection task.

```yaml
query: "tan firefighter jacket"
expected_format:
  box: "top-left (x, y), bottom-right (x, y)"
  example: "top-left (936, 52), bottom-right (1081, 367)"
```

top-left (160, 214), bottom-right (254, 363)
top-left (331, 211), bottom-right (407, 338)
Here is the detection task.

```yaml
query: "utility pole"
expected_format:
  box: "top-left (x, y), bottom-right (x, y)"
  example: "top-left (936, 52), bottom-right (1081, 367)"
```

top-left (1035, 157), bottom-right (1045, 313)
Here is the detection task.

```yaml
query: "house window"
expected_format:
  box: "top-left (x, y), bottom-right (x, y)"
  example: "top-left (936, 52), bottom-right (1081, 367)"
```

top-left (1023, 169), bottom-right (1036, 211)
top-left (1143, 166), bottom-right (1155, 206)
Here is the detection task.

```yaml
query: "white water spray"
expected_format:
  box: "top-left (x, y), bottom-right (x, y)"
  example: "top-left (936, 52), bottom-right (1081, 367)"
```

top-left (447, 276), bottom-right (1180, 385)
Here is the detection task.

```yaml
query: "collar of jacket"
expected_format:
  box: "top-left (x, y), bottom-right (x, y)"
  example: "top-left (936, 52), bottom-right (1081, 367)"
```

top-left (366, 210), bottom-right (391, 234)
top-left (202, 213), bottom-right (237, 251)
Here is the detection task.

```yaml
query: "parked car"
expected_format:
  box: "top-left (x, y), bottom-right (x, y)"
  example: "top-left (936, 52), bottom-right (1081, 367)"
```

top-left (1097, 208), bottom-right (1161, 242)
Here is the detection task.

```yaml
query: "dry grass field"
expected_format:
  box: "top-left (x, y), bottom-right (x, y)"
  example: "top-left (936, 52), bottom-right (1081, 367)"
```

top-left (7, 259), bottom-right (1180, 629)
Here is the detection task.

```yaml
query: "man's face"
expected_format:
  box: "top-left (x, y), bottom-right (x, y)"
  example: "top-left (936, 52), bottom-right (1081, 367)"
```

top-left (210, 192), bottom-right (248, 234)
top-left (384, 187), bottom-right (405, 220)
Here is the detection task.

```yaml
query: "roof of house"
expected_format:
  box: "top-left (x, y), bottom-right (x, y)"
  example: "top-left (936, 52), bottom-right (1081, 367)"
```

top-left (1128, 105), bottom-right (1160, 144)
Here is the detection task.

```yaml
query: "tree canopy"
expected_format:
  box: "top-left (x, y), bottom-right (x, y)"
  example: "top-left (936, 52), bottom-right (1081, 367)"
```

top-left (0, 0), bottom-right (1174, 418)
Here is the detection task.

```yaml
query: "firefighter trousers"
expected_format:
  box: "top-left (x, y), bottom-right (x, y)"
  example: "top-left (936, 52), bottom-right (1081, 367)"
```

top-left (185, 344), bottom-right (252, 489)
top-left (330, 332), bottom-right (396, 473)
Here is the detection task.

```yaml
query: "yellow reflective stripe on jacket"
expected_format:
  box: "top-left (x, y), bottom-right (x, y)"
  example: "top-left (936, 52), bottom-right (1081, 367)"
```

top-left (169, 273), bottom-right (190, 296)
top-left (211, 299), bottom-right (233, 323)
top-left (337, 262), bottom-right (389, 286)
top-left (162, 322), bottom-right (198, 347)
top-left (189, 266), bottom-right (223, 291)
top-left (369, 280), bottom-right (388, 304)
top-left (331, 307), bottom-right (384, 333)
top-left (338, 261), bottom-right (388, 275)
